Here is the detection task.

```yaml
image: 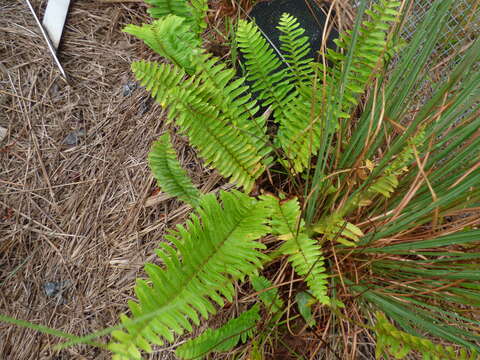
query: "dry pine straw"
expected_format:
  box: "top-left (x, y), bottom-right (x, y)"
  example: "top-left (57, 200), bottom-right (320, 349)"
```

top-left (0, 1), bottom-right (224, 358)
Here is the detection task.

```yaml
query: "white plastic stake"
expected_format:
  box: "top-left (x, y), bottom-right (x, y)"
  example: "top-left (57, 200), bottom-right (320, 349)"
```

top-left (42, 0), bottom-right (71, 50)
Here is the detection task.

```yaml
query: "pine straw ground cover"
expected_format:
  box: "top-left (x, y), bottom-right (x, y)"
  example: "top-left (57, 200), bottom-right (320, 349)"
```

top-left (0, 1), bottom-right (226, 358)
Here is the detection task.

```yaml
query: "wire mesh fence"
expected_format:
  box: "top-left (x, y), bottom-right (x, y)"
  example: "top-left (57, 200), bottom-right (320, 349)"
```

top-left (402, 0), bottom-right (479, 65)
top-left (350, 0), bottom-right (479, 65)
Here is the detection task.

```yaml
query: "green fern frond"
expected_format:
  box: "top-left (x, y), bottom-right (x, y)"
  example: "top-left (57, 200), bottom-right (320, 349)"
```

top-left (145, 0), bottom-right (191, 19)
top-left (131, 60), bottom-right (185, 107)
top-left (131, 60), bottom-right (266, 192)
top-left (313, 214), bottom-right (364, 247)
top-left (124, 16), bottom-right (199, 73)
top-left (175, 304), bottom-right (261, 359)
top-left (189, 0), bottom-right (208, 35)
top-left (191, 52), bottom-right (273, 166)
top-left (108, 191), bottom-right (271, 359)
top-left (325, 0), bottom-right (401, 112)
top-left (277, 13), bottom-right (314, 87)
top-left (375, 312), bottom-right (479, 360)
top-left (275, 13), bottom-right (323, 173)
top-left (263, 196), bottom-right (330, 305)
top-left (236, 20), bottom-right (295, 121)
top-left (251, 276), bottom-right (284, 314)
top-left (238, 16), bottom-right (323, 173)
top-left (148, 133), bottom-right (201, 207)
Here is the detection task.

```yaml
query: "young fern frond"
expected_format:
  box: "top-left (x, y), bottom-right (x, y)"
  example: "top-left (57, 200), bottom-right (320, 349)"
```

top-left (148, 133), bottom-right (201, 207)
top-left (236, 20), bottom-right (295, 120)
top-left (251, 275), bottom-right (284, 314)
top-left (108, 191), bottom-right (271, 359)
top-left (131, 60), bottom-right (266, 192)
top-left (325, 0), bottom-right (401, 113)
top-left (175, 304), bottom-right (261, 359)
top-left (375, 312), bottom-right (479, 360)
top-left (313, 215), bottom-right (364, 247)
top-left (278, 13), bottom-right (314, 87)
top-left (263, 196), bottom-right (330, 305)
top-left (124, 16), bottom-right (199, 74)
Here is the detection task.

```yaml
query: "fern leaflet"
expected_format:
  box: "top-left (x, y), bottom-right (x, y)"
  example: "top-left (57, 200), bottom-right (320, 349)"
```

top-left (175, 304), bottom-right (260, 359)
top-left (148, 133), bottom-right (201, 207)
top-left (145, 0), bottom-right (191, 19)
top-left (251, 275), bottom-right (284, 315)
top-left (263, 196), bottom-right (330, 305)
top-left (124, 15), bottom-right (199, 74)
top-left (108, 191), bottom-right (271, 359)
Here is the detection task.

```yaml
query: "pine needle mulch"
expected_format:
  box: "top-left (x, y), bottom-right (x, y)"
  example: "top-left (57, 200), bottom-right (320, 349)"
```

top-left (0, 1), bottom-right (216, 358)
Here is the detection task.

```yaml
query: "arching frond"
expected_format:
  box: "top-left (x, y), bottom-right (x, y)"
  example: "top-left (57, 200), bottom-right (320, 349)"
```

top-left (108, 191), bottom-right (271, 359)
top-left (148, 133), bottom-right (201, 207)
top-left (124, 16), bottom-right (199, 73)
top-left (175, 304), bottom-right (260, 359)
top-left (325, 0), bottom-right (402, 113)
top-left (263, 196), bottom-right (330, 305)
top-left (132, 60), bottom-right (267, 192)
top-left (191, 52), bottom-right (273, 166)
top-left (131, 60), bottom-right (185, 107)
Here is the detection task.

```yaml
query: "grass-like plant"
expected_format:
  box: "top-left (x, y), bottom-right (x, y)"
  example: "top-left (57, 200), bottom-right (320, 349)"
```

top-left (2, 0), bottom-right (479, 358)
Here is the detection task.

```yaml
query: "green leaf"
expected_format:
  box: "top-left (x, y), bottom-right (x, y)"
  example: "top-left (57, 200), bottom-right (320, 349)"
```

top-left (175, 304), bottom-right (260, 359)
top-left (296, 292), bottom-right (316, 327)
top-left (108, 191), bottom-right (271, 358)
top-left (148, 133), bottom-right (201, 207)
top-left (263, 196), bottom-right (330, 305)
top-left (124, 16), bottom-right (200, 73)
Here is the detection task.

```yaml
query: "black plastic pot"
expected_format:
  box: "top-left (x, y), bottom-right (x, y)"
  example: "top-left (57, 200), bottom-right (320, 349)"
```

top-left (248, 0), bottom-right (339, 64)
